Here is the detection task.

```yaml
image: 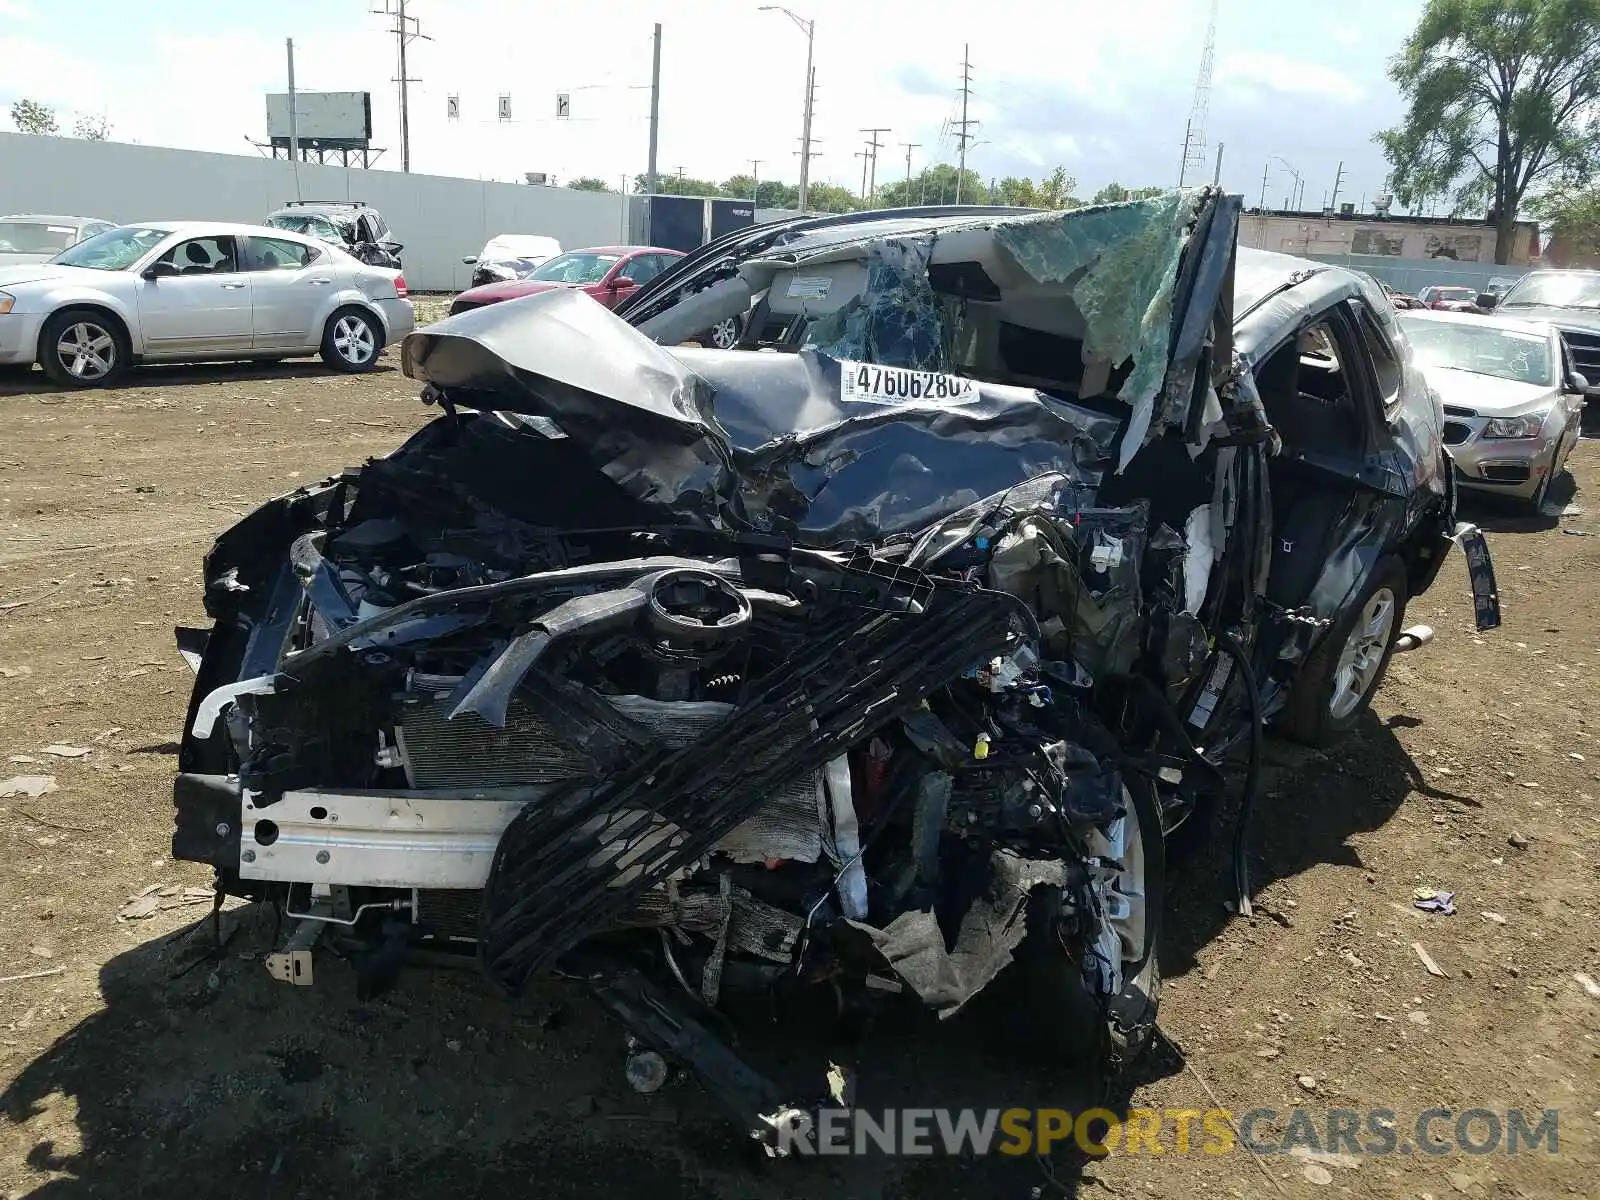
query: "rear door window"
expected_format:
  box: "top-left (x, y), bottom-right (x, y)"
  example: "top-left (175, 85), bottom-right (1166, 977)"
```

top-left (245, 236), bottom-right (317, 271)
top-left (1348, 300), bottom-right (1403, 421)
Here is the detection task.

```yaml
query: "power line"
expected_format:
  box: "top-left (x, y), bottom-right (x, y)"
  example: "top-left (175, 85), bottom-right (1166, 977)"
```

top-left (371, 0), bottom-right (431, 173)
top-left (860, 127), bottom-right (889, 205)
top-left (953, 44), bottom-right (979, 203)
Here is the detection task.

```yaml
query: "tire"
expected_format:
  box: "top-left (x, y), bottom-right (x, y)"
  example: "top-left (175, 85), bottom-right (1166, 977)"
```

top-left (1278, 555), bottom-right (1409, 747)
top-left (37, 308), bottom-right (129, 388)
top-left (1520, 470), bottom-right (1553, 516)
top-left (320, 308), bottom-right (383, 372)
top-left (985, 779), bottom-right (1164, 1069)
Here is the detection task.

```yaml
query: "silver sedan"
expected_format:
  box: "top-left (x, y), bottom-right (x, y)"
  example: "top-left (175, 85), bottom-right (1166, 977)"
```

top-left (1399, 309), bottom-right (1586, 512)
top-left (0, 221), bottom-right (415, 387)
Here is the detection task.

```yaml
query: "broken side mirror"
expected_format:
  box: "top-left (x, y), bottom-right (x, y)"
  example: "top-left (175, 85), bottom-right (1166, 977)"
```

top-left (1477, 292), bottom-right (1499, 310)
top-left (141, 261), bottom-right (178, 280)
top-left (1566, 370), bottom-right (1590, 395)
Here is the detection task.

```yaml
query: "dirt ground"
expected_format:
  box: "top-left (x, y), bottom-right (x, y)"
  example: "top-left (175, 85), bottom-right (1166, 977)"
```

top-left (0, 349), bottom-right (1597, 1200)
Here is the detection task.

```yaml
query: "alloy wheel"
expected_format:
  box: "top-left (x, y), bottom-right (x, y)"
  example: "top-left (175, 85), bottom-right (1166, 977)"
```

top-left (332, 315), bottom-right (376, 365)
top-left (1329, 586), bottom-right (1396, 719)
top-left (708, 317), bottom-right (740, 349)
top-left (56, 322), bottom-right (116, 380)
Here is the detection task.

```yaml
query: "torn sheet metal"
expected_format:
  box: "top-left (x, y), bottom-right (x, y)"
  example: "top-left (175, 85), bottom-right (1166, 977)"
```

top-left (804, 236), bottom-right (948, 370)
top-left (992, 193), bottom-right (1199, 472)
top-left (410, 302), bottom-right (1119, 544)
top-left (403, 287), bottom-right (734, 522)
top-left (858, 850), bottom-right (1067, 1018)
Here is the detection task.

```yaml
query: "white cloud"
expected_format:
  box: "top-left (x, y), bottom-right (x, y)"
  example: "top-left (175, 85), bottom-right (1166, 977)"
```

top-left (1217, 51), bottom-right (1365, 104)
top-left (0, 0), bottom-right (34, 18)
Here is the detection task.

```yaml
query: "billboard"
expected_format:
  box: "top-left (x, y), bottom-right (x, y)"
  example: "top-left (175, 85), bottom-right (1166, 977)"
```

top-left (265, 91), bottom-right (372, 142)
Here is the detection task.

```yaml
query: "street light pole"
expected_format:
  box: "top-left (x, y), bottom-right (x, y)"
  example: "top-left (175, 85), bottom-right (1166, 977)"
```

top-left (759, 6), bottom-right (815, 211)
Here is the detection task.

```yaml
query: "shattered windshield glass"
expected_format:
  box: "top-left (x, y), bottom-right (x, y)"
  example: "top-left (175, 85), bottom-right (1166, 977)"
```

top-left (51, 225), bottom-right (171, 271)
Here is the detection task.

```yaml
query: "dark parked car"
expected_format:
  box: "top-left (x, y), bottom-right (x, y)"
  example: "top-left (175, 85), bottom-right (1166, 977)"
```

top-left (266, 200), bottom-right (403, 269)
top-left (1481, 268), bottom-right (1600, 398)
top-left (171, 192), bottom-right (1497, 1153)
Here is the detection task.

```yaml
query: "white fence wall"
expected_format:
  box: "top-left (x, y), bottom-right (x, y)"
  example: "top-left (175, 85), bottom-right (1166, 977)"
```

top-left (0, 132), bottom-right (633, 292)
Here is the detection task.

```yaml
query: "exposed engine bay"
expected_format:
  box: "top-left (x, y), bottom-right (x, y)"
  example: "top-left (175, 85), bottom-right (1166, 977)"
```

top-left (172, 190), bottom-right (1318, 1149)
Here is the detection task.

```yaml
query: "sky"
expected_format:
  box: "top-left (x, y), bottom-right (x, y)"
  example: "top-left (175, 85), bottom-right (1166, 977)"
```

top-left (0, 0), bottom-right (1431, 211)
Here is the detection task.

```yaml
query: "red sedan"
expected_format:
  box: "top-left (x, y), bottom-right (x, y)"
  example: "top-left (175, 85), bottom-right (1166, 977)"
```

top-left (1416, 284), bottom-right (1484, 314)
top-left (449, 245), bottom-right (682, 316)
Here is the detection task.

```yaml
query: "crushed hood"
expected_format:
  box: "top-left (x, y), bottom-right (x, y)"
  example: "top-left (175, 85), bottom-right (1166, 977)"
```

top-left (403, 190), bottom-right (1240, 545)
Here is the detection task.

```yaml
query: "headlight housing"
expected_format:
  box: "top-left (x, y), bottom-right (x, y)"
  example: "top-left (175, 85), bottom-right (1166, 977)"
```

top-left (0, 292), bottom-right (14, 315)
top-left (1482, 411), bottom-right (1548, 439)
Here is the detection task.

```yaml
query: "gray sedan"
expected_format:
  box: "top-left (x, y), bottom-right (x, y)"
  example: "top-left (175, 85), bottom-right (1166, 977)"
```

top-left (0, 213), bottom-right (116, 267)
top-left (0, 221), bottom-right (415, 387)
top-left (1400, 309), bottom-right (1586, 512)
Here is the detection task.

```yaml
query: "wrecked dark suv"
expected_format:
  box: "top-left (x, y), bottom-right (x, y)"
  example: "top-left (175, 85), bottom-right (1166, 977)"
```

top-left (171, 190), bottom-right (1498, 1149)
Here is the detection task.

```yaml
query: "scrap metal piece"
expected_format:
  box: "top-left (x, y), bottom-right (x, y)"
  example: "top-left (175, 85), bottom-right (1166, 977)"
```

top-left (265, 916), bottom-right (327, 987)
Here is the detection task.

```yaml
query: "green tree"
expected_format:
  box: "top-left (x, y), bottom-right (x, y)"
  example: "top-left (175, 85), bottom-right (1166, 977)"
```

top-left (720, 176), bottom-right (800, 209)
top-left (633, 174), bottom-right (723, 198)
top-left (993, 177), bottom-right (1040, 207)
top-left (1531, 181), bottom-right (1600, 259)
top-left (1377, 0), bottom-right (1600, 264)
top-left (876, 163), bottom-right (988, 208)
top-left (566, 176), bottom-right (612, 192)
top-left (10, 98), bottom-right (58, 135)
top-left (1090, 182), bottom-right (1165, 205)
top-left (802, 183), bottom-right (860, 213)
top-left (72, 112), bottom-right (111, 141)
top-left (1035, 166), bottom-right (1080, 210)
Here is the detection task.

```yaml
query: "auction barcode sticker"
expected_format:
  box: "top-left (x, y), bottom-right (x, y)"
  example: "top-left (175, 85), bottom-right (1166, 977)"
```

top-left (839, 360), bottom-right (979, 405)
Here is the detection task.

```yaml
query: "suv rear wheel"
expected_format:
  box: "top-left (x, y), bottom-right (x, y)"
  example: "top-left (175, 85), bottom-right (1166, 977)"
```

top-left (1278, 555), bottom-right (1408, 746)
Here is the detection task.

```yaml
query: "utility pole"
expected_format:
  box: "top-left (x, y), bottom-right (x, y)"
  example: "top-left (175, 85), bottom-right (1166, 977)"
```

top-left (1259, 160), bottom-right (1270, 209)
top-left (860, 127), bottom-right (889, 205)
top-left (750, 159), bottom-right (763, 206)
top-left (285, 38), bottom-right (303, 200)
top-left (954, 44), bottom-right (978, 203)
top-left (901, 142), bottom-right (919, 196)
top-left (285, 38), bottom-right (300, 164)
top-left (372, 0), bottom-right (429, 173)
top-left (646, 23), bottom-right (661, 197)
top-left (1212, 141), bottom-right (1224, 187)
top-left (856, 148), bottom-right (871, 201)
top-left (760, 7), bottom-right (816, 212)
top-left (1329, 160), bottom-right (1346, 211)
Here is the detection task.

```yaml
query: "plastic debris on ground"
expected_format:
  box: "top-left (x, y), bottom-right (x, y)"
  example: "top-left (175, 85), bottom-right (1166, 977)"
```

top-left (1413, 887), bottom-right (1456, 915)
